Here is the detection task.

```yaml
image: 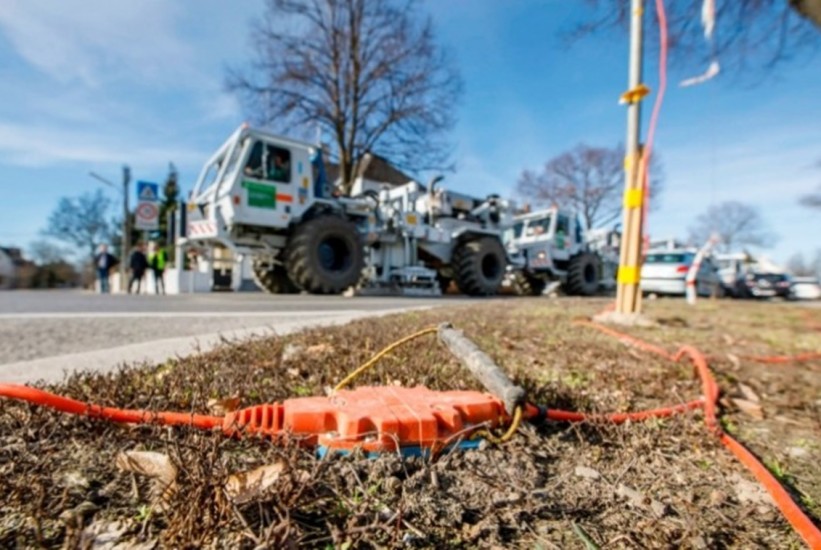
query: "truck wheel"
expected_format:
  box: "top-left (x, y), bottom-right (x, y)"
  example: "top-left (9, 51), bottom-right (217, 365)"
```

top-left (251, 259), bottom-right (298, 294)
top-left (453, 237), bottom-right (506, 296)
top-left (285, 215), bottom-right (364, 294)
top-left (565, 253), bottom-right (600, 296)
top-left (512, 271), bottom-right (547, 296)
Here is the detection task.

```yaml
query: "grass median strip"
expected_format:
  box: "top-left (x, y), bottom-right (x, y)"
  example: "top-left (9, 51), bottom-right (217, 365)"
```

top-left (1, 299), bottom-right (819, 548)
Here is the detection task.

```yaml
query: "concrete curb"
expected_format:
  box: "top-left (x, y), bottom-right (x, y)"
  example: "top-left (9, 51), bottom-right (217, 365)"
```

top-left (0, 307), bottom-right (432, 385)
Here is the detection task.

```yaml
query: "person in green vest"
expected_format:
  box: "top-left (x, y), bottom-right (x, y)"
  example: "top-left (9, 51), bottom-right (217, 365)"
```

top-left (148, 241), bottom-right (168, 295)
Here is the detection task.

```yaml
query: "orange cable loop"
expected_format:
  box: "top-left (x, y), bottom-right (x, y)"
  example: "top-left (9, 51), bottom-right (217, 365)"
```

top-left (574, 310), bottom-right (821, 549)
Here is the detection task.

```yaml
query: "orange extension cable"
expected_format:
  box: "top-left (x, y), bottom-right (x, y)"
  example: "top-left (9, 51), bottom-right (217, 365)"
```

top-left (0, 385), bottom-right (223, 429)
top-left (571, 319), bottom-right (821, 549)
top-left (1, 314), bottom-right (819, 546)
top-left (0, 384), bottom-right (291, 439)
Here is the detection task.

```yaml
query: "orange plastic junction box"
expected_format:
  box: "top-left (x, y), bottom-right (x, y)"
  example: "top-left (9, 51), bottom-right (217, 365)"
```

top-left (224, 385), bottom-right (508, 455)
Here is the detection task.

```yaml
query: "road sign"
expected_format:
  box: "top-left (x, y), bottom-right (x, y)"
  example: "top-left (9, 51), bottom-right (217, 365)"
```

top-left (137, 181), bottom-right (159, 202)
top-left (135, 181), bottom-right (160, 231)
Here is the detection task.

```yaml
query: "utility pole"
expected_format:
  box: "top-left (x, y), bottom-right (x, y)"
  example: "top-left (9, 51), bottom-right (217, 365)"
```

top-left (615, 0), bottom-right (648, 316)
top-left (122, 165), bottom-right (131, 292)
top-left (89, 166), bottom-right (131, 291)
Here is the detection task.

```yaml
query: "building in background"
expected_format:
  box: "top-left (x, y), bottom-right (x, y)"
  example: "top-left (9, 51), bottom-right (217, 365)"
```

top-left (0, 247), bottom-right (29, 289)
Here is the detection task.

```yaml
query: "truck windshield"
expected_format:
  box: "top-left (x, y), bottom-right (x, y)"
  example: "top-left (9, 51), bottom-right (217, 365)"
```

top-left (196, 138), bottom-right (244, 196)
top-left (503, 222), bottom-right (524, 245)
top-left (525, 215), bottom-right (551, 236)
top-left (201, 158), bottom-right (223, 190)
top-left (512, 222), bottom-right (524, 238)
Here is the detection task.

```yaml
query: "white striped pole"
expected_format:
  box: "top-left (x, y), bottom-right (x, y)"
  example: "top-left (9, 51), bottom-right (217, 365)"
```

top-left (686, 235), bottom-right (718, 305)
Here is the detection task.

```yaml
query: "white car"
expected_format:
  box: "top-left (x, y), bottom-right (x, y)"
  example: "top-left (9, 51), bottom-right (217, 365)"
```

top-left (641, 250), bottom-right (721, 296)
top-left (790, 277), bottom-right (821, 300)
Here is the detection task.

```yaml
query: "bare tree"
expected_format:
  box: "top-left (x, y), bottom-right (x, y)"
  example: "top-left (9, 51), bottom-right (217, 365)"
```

top-left (227, 0), bottom-right (462, 194)
top-left (786, 252), bottom-right (816, 275)
top-left (798, 159), bottom-right (821, 208)
top-left (688, 200), bottom-right (776, 251)
top-left (573, 1), bottom-right (821, 75)
top-left (42, 190), bottom-right (113, 260)
top-left (516, 143), bottom-right (664, 229)
top-left (28, 240), bottom-right (71, 265)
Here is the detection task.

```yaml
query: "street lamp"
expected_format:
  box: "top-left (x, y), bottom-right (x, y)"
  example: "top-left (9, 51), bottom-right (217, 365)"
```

top-left (89, 166), bottom-right (131, 291)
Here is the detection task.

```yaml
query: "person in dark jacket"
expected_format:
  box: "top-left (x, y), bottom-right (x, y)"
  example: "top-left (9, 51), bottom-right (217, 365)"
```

top-left (128, 242), bottom-right (149, 294)
top-left (94, 244), bottom-right (118, 294)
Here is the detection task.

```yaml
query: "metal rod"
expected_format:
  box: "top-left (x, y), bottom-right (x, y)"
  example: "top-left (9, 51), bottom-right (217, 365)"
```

top-left (123, 166), bottom-right (131, 293)
top-left (89, 169), bottom-right (130, 290)
top-left (437, 323), bottom-right (525, 415)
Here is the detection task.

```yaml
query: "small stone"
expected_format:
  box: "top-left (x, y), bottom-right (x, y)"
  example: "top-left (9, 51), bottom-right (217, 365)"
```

top-left (574, 466), bottom-right (601, 480)
top-left (282, 344), bottom-right (302, 363)
top-left (709, 490), bottom-right (727, 507)
top-left (732, 473), bottom-right (774, 507)
top-left (691, 535), bottom-right (709, 549)
top-left (63, 471), bottom-right (90, 490)
top-left (788, 446), bottom-right (808, 458)
top-left (592, 311), bottom-right (657, 327)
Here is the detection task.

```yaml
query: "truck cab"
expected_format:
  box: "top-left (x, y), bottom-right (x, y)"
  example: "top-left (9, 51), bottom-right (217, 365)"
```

top-left (185, 125), bottom-right (341, 253)
top-left (505, 207), bottom-right (586, 274)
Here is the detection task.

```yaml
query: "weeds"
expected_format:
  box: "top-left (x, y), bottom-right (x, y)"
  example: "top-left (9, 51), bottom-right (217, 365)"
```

top-left (0, 298), bottom-right (818, 548)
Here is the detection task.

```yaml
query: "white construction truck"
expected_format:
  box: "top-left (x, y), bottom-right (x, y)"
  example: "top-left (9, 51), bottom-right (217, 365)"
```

top-left (503, 208), bottom-right (620, 296)
top-left (362, 176), bottom-right (517, 295)
top-left (182, 124), bottom-right (517, 296)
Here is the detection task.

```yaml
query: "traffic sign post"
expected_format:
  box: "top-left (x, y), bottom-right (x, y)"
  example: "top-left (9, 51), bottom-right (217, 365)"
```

top-left (135, 181), bottom-right (160, 231)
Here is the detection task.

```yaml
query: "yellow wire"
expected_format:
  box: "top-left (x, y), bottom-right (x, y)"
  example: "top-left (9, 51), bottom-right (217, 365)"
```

top-left (333, 325), bottom-right (524, 444)
top-left (471, 405), bottom-right (524, 444)
top-left (333, 326), bottom-right (438, 392)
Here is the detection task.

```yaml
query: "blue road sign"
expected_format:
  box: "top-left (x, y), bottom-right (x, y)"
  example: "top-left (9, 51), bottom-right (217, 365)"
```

top-left (137, 181), bottom-right (159, 203)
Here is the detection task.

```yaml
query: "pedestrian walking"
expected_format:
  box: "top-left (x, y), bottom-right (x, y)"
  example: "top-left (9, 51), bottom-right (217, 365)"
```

top-left (94, 244), bottom-right (118, 294)
top-left (148, 241), bottom-right (167, 295)
top-left (128, 242), bottom-right (149, 294)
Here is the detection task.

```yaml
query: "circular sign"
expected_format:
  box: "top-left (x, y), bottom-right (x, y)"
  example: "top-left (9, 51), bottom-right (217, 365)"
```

top-left (136, 202), bottom-right (159, 220)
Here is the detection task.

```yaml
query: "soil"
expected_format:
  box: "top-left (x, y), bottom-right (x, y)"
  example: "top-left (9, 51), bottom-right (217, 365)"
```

top-left (1, 298), bottom-right (819, 549)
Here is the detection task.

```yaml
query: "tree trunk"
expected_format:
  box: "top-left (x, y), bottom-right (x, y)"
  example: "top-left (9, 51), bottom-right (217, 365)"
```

top-left (791, 0), bottom-right (821, 29)
top-left (339, 152), bottom-right (353, 196)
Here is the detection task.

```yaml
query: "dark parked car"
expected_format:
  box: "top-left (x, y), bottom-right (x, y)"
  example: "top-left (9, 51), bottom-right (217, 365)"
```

top-left (734, 272), bottom-right (791, 299)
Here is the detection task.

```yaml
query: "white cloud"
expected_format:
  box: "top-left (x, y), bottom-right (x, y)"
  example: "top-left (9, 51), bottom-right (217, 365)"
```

top-left (0, 0), bottom-right (193, 86)
top-left (198, 94), bottom-right (243, 123)
top-left (0, 122), bottom-right (205, 168)
top-left (0, 2), bottom-right (251, 172)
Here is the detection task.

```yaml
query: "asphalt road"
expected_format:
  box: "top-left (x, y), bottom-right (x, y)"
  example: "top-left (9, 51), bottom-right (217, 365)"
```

top-left (0, 290), bottom-right (477, 384)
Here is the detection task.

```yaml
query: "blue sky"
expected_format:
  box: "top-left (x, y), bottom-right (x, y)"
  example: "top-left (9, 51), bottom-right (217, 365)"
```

top-left (0, 0), bottom-right (818, 265)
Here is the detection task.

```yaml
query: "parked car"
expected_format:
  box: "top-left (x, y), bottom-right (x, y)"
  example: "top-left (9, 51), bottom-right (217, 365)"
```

top-left (789, 277), bottom-right (821, 300)
top-left (734, 272), bottom-right (791, 299)
top-left (640, 249), bottom-right (721, 296)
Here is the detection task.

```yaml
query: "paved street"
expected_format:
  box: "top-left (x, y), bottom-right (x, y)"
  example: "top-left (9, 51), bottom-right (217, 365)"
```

top-left (0, 290), bottom-right (478, 384)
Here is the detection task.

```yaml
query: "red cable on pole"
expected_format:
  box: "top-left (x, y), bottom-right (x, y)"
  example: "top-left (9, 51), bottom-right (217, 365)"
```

top-left (641, 0), bottom-right (669, 232)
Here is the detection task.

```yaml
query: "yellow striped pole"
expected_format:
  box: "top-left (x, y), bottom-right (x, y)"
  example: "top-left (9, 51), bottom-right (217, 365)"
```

top-left (615, 0), bottom-right (647, 315)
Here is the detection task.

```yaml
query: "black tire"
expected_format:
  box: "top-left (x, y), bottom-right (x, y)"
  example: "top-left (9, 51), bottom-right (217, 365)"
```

top-left (285, 215), bottom-right (364, 294)
top-left (512, 271), bottom-right (547, 296)
top-left (251, 259), bottom-right (298, 294)
top-left (453, 237), bottom-right (506, 296)
top-left (565, 253), bottom-right (600, 296)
